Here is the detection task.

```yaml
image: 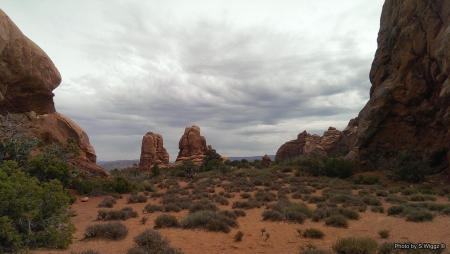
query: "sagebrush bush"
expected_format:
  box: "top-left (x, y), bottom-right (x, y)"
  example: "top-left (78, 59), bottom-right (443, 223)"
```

top-left (154, 214), bottom-right (180, 228)
top-left (127, 194), bottom-right (148, 204)
top-left (332, 237), bottom-right (378, 254)
top-left (284, 203), bottom-right (314, 217)
top-left (354, 175), bottom-right (379, 185)
top-left (285, 211), bottom-right (307, 223)
top-left (180, 210), bottom-right (237, 233)
top-left (405, 209), bottom-right (434, 222)
top-left (97, 207), bottom-right (138, 220)
top-left (385, 195), bottom-right (408, 204)
top-left (371, 206), bottom-right (384, 213)
top-left (163, 203), bottom-right (182, 212)
top-left (233, 209), bottom-right (246, 217)
top-left (84, 221), bottom-right (128, 240)
top-left (97, 197), bottom-right (117, 208)
top-left (299, 249), bottom-right (332, 254)
top-left (375, 190), bottom-right (389, 197)
top-left (129, 229), bottom-right (183, 254)
top-left (232, 199), bottom-right (262, 210)
top-left (362, 196), bottom-right (382, 206)
top-left (409, 194), bottom-right (436, 201)
top-left (324, 215), bottom-right (348, 228)
top-left (70, 250), bottom-right (101, 254)
top-left (308, 195), bottom-right (327, 203)
top-left (378, 229), bottom-right (390, 238)
top-left (302, 228), bottom-right (325, 238)
top-left (261, 210), bottom-right (284, 221)
top-left (387, 205), bottom-right (406, 216)
top-left (143, 204), bottom-right (164, 213)
top-left (189, 200), bottom-right (218, 214)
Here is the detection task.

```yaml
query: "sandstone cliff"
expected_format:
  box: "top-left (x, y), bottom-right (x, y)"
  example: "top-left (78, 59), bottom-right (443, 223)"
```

top-left (0, 9), bottom-right (106, 176)
top-left (139, 132), bottom-right (169, 171)
top-left (349, 0), bottom-right (450, 172)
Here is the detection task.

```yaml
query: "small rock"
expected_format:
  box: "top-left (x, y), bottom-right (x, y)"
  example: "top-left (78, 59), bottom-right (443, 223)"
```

top-left (81, 197), bottom-right (89, 202)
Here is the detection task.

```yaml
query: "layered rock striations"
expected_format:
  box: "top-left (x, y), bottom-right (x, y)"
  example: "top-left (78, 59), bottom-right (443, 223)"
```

top-left (275, 118), bottom-right (358, 161)
top-left (0, 10), bottom-right (106, 176)
top-left (174, 125), bottom-right (212, 166)
top-left (139, 132), bottom-right (169, 171)
top-left (349, 0), bottom-right (450, 171)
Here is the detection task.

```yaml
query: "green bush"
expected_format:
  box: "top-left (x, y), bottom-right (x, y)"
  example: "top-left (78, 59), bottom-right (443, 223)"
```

top-left (323, 157), bottom-right (355, 178)
top-left (332, 237), bottom-right (378, 254)
top-left (111, 176), bottom-right (133, 193)
top-left (128, 229), bottom-right (183, 254)
top-left (284, 203), bottom-right (314, 217)
top-left (84, 221), bottom-right (128, 240)
top-left (324, 215), bottom-right (348, 228)
top-left (385, 147), bottom-right (430, 183)
top-left (284, 211), bottom-right (307, 223)
top-left (0, 161), bottom-right (75, 252)
top-left (354, 175), bottom-right (379, 185)
top-left (154, 214), bottom-right (180, 228)
top-left (387, 205), bottom-right (406, 216)
top-left (302, 228), bottom-right (325, 238)
top-left (405, 209), bottom-right (434, 222)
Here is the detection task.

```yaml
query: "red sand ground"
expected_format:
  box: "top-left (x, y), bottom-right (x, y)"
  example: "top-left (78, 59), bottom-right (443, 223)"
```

top-left (34, 176), bottom-right (450, 254)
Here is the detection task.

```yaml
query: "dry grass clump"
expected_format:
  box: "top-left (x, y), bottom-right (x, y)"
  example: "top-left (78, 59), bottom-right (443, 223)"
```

top-left (97, 207), bottom-right (138, 221)
top-left (234, 231), bottom-right (244, 242)
top-left (97, 197), bottom-right (117, 208)
top-left (128, 229), bottom-right (183, 254)
top-left (378, 229), bottom-right (390, 238)
top-left (84, 221), bottom-right (128, 240)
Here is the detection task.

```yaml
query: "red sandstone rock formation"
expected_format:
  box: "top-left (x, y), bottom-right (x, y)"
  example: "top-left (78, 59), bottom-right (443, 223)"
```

top-left (262, 154), bottom-right (272, 166)
top-left (174, 125), bottom-right (211, 166)
top-left (275, 118), bottom-right (358, 161)
top-left (348, 1), bottom-right (450, 172)
top-left (0, 10), bottom-right (106, 176)
top-left (139, 132), bottom-right (169, 171)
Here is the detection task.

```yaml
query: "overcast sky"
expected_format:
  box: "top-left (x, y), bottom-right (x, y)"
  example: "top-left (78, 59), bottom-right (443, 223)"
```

top-left (2, 0), bottom-right (385, 161)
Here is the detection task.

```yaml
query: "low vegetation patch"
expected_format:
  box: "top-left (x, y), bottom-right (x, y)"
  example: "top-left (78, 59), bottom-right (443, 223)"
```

top-left (97, 197), bottom-right (117, 208)
top-left (127, 194), bottom-right (148, 204)
top-left (332, 237), bottom-right (378, 254)
top-left (143, 204), bottom-right (164, 213)
top-left (97, 207), bottom-right (138, 221)
top-left (378, 229), bottom-right (390, 239)
top-left (84, 221), bottom-right (128, 240)
top-left (180, 210), bottom-right (238, 233)
top-left (128, 229), bottom-right (183, 254)
top-left (154, 214), bottom-right (180, 228)
top-left (302, 228), bottom-right (325, 239)
top-left (234, 231), bottom-right (244, 242)
top-left (324, 215), bottom-right (348, 228)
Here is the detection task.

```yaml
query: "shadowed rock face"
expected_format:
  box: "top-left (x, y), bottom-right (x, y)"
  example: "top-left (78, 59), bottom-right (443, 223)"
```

top-left (174, 125), bottom-right (211, 166)
top-left (0, 9), bottom-right (60, 115)
top-left (139, 132), bottom-right (169, 171)
top-left (349, 0), bottom-right (450, 171)
top-left (0, 10), bottom-right (106, 176)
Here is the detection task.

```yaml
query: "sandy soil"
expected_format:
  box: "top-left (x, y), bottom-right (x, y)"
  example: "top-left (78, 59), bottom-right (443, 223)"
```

top-left (34, 176), bottom-right (450, 254)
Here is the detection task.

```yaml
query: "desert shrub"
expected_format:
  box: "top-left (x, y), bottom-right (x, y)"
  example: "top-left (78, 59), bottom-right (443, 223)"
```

top-left (84, 221), bottom-right (128, 240)
top-left (385, 195), bottom-right (409, 204)
top-left (387, 205), bottom-right (406, 216)
top-left (440, 207), bottom-right (450, 215)
top-left (240, 193), bottom-right (252, 199)
top-left (110, 176), bottom-right (134, 194)
top-left (332, 237), bottom-right (378, 254)
top-left (354, 175), bottom-right (379, 185)
top-left (401, 188), bottom-right (418, 196)
top-left (98, 197), bottom-right (117, 208)
top-left (339, 208), bottom-right (360, 220)
top-left (180, 210), bottom-right (237, 233)
top-left (302, 228), bottom-right (325, 239)
top-left (0, 161), bottom-right (75, 252)
top-left (323, 157), bottom-right (355, 178)
top-left (163, 203), bottom-right (182, 213)
top-left (324, 215), bottom-right (348, 228)
top-left (300, 249), bottom-right (332, 254)
top-left (378, 229), bottom-right (390, 238)
top-left (154, 214), bottom-right (180, 228)
top-left (232, 199), bottom-right (262, 210)
top-left (409, 194), bottom-right (436, 201)
top-left (254, 189), bottom-right (277, 202)
top-left (385, 147), bottom-right (430, 183)
top-left (234, 231), bottom-right (244, 241)
top-left (376, 190), bottom-right (389, 197)
top-left (129, 229), bottom-right (183, 254)
top-left (285, 211), bottom-right (307, 223)
top-left (213, 195), bottom-right (229, 205)
top-left (71, 250), bottom-right (101, 254)
top-left (218, 210), bottom-right (238, 219)
top-left (362, 196), bottom-right (382, 206)
top-left (233, 209), bottom-right (246, 217)
top-left (127, 194), bottom-right (148, 204)
top-left (358, 189), bottom-right (371, 196)
top-left (284, 203), bottom-right (314, 217)
top-left (97, 207), bottom-right (138, 220)
top-left (189, 200), bottom-right (219, 213)
top-left (308, 195), bottom-right (327, 203)
top-left (292, 192), bottom-right (303, 199)
top-left (143, 204), bottom-right (164, 213)
top-left (425, 203), bottom-right (447, 211)
top-left (261, 210), bottom-right (284, 221)
top-left (405, 209), bottom-right (434, 222)
top-left (371, 206), bottom-right (384, 213)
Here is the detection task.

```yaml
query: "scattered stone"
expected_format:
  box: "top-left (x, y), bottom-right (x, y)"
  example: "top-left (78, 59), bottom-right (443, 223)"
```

top-left (81, 197), bottom-right (89, 202)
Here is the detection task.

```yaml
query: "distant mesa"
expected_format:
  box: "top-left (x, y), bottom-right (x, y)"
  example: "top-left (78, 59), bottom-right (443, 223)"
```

top-left (275, 119), bottom-right (358, 161)
top-left (174, 125), bottom-right (215, 166)
top-left (139, 132), bottom-right (169, 171)
top-left (0, 9), bottom-right (107, 177)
